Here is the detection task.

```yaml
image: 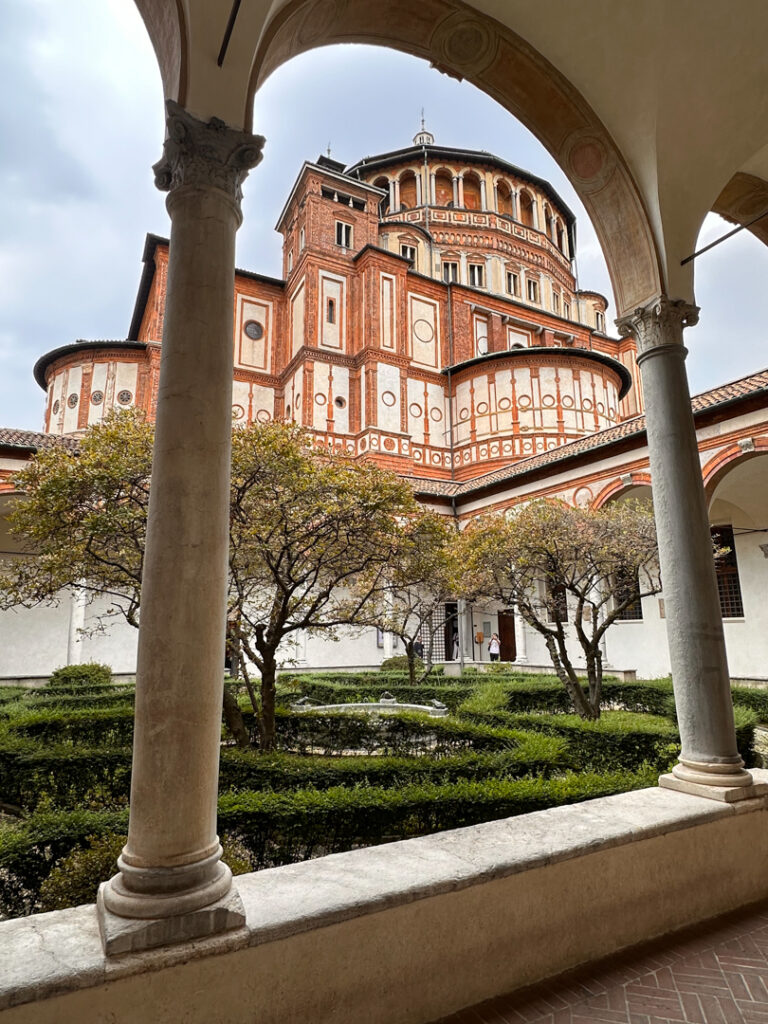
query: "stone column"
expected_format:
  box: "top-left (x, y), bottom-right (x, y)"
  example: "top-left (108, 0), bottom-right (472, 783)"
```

top-left (452, 176), bottom-right (459, 207)
top-left (513, 607), bottom-right (528, 663)
top-left (66, 587), bottom-right (87, 665)
top-left (415, 174), bottom-right (422, 207)
top-left (393, 179), bottom-right (401, 212)
top-left (388, 180), bottom-right (396, 212)
top-left (97, 101), bottom-right (264, 954)
top-left (457, 175), bottom-right (465, 209)
top-left (618, 298), bottom-right (760, 798)
top-left (511, 189), bottom-right (519, 221)
top-left (430, 172), bottom-right (436, 205)
top-left (480, 178), bottom-right (487, 210)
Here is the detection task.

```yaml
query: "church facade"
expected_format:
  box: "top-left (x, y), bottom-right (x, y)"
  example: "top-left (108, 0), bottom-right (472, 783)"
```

top-left (2, 132), bottom-right (768, 681)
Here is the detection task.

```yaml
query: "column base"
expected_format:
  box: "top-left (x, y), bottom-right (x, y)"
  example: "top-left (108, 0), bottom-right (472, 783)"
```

top-left (659, 772), bottom-right (768, 803)
top-left (97, 882), bottom-right (246, 956)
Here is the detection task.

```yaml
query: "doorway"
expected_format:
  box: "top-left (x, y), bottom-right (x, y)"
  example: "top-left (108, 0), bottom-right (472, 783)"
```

top-left (497, 610), bottom-right (516, 662)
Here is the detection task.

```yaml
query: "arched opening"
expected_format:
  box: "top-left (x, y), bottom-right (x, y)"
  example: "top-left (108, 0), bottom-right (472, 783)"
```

top-left (462, 171), bottom-right (482, 210)
top-left (496, 180), bottom-right (514, 217)
top-left (543, 202), bottom-right (554, 239)
top-left (374, 175), bottom-right (390, 214)
top-left (519, 190), bottom-right (535, 228)
top-left (399, 170), bottom-right (418, 210)
top-left (434, 169), bottom-right (454, 207)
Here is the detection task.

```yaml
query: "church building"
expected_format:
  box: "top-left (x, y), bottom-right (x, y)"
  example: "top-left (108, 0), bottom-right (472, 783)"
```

top-left (2, 129), bottom-right (767, 681)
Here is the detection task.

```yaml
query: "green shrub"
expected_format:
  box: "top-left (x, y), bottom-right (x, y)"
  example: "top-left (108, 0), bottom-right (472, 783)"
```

top-left (48, 663), bottom-right (112, 688)
top-left (379, 655), bottom-right (425, 674)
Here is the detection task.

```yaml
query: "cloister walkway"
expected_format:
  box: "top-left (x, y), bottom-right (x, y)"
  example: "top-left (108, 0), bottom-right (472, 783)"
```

top-left (435, 899), bottom-right (768, 1024)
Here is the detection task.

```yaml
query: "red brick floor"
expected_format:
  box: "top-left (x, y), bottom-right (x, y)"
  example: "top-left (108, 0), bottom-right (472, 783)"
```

top-left (433, 900), bottom-right (768, 1024)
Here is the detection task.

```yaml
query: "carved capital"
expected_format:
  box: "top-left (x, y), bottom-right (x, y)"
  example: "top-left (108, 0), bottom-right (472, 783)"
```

top-left (616, 296), bottom-right (699, 359)
top-left (152, 101), bottom-right (265, 209)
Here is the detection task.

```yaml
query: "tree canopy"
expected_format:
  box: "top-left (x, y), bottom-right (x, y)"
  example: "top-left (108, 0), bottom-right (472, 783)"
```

top-left (459, 499), bottom-right (661, 719)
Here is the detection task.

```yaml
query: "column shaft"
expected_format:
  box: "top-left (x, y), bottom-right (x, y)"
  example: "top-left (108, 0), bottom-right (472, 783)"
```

top-left (99, 102), bottom-right (264, 946)
top-left (619, 298), bottom-right (751, 790)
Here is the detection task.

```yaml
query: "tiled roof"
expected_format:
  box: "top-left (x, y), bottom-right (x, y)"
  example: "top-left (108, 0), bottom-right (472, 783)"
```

top-left (0, 428), bottom-right (79, 453)
top-left (410, 368), bottom-right (768, 498)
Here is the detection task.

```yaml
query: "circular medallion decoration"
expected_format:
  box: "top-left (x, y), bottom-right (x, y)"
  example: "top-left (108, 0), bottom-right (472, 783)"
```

top-left (409, 403), bottom-right (423, 418)
top-left (295, 393), bottom-right (302, 407)
top-left (244, 320), bottom-right (264, 341)
top-left (117, 390), bottom-right (132, 406)
top-left (517, 395), bottom-right (531, 408)
top-left (542, 395), bottom-right (555, 407)
top-left (334, 396), bottom-right (346, 409)
top-left (583, 398), bottom-right (593, 410)
top-left (597, 402), bottom-right (605, 413)
top-left (476, 401), bottom-right (489, 414)
top-left (430, 408), bottom-right (443, 422)
top-left (459, 407), bottom-right (469, 420)
top-left (91, 391), bottom-right (104, 405)
top-left (315, 394), bottom-right (327, 406)
top-left (232, 404), bottom-right (245, 420)
top-left (67, 393), bottom-right (78, 409)
top-left (413, 450), bottom-right (422, 461)
top-left (52, 400), bottom-right (60, 415)
top-left (412, 318), bottom-right (434, 343)
top-left (431, 453), bottom-right (442, 465)
top-left (497, 397), bottom-right (511, 411)
top-left (574, 487), bottom-right (594, 508)
top-left (256, 409), bottom-right (271, 423)
top-left (381, 391), bottom-right (397, 407)
top-left (359, 439), bottom-right (367, 451)
top-left (383, 438), bottom-right (396, 452)
top-left (561, 395), bottom-right (574, 408)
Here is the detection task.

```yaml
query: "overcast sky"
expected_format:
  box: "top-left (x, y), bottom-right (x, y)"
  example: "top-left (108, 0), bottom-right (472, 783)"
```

top-left (2, 0), bottom-right (766, 432)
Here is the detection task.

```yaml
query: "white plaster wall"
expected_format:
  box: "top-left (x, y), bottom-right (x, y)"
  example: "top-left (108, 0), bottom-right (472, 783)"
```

top-left (723, 536), bottom-right (768, 679)
top-left (0, 602), bottom-right (71, 678)
top-left (290, 280), bottom-right (305, 357)
top-left (377, 362), bottom-right (401, 433)
top-left (380, 273), bottom-right (396, 351)
top-left (236, 297), bottom-right (272, 371)
top-left (87, 364), bottom-right (109, 427)
top-left (61, 366), bottom-right (82, 433)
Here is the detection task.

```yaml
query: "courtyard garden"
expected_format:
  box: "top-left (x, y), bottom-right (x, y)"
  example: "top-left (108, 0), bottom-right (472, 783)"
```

top-left (0, 663), bottom-right (763, 920)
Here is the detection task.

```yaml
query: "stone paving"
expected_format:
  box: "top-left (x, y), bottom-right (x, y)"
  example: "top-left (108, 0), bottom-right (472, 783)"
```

top-left (434, 900), bottom-right (768, 1024)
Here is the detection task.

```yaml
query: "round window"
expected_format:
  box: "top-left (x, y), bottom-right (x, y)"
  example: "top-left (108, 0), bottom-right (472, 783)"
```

top-left (67, 393), bottom-right (78, 408)
top-left (334, 397), bottom-right (346, 409)
top-left (52, 399), bottom-right (60, 415)
top-left (244, 320), bottom-right (264, 341)
top-left (117, 390), bottom-right (132, 405)
top-left (91, 391), bottom-right (104, 405)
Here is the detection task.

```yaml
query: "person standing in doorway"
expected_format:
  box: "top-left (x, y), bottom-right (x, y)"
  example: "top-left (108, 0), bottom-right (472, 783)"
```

top-left (488, 632), bottom-right (501, 662)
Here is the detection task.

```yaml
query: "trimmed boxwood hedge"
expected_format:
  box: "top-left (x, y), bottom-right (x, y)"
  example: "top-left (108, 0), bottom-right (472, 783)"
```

top-left (0, 765), bottom-right (657, 916)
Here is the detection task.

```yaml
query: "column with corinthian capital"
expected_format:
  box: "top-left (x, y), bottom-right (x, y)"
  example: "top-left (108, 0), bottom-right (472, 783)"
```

top-left (97, 102), bottom-right (264, 954)
top-left (618, 298), bottom-right (763, 799)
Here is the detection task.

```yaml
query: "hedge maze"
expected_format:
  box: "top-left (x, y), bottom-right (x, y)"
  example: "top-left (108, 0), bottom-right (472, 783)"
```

top-left (0, 669), bottom-right (762, 918)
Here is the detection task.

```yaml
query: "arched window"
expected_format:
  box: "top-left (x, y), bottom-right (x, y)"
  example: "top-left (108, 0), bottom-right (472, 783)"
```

top-left (519, 190), bottom-right (534, 228)
top-left (399, 171), bottom-right (417, 210)
top-left (496, 180), bottom-right (514, 216)
top-left (434, 170), bottom-right (453, 207)
top-left (327, 298), bottom-right (336, 324)
top-left (556, 221), bottom-right (566, 253)
top-left (374, 176), bottom-right (390, 214)
top-left (462, 172), bottom-right (482, 210)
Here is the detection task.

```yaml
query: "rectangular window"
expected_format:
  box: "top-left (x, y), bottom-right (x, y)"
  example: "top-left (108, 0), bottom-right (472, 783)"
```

top-left (287, 250), bottom-right (293, 273)
top-left (335, 221), bottom-right (352, 248)
top-left (506, 271), bottom-right (520, 297)
top-left (327, 298), bottom-right (336, 324)
top-left (299, 226), bottom-right (305, 251)
top-left (526, 278), bottom-right (539, 303)
top-left (712, 525), bottom-right (745, 617)
top-left (468, 263), bottom-right (485, 288)
top-left (442, 261), bottom-right (458, 283)
top-left (552, 292), bottom-right (560, 314)
top-left (595, 310), bottom-right (605, 332)
top-left (400, 244), bottom-right (417, 265)
top-left (615, 566), bottom-right (643, 620)
top-left (563, 300), bottom-right (571, 320)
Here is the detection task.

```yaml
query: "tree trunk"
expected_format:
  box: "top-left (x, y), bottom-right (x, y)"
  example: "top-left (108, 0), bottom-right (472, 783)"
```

top-left (405, 640), bottom-right (416, 685)
top-left (543, 634), bottom-right (597, 720)
top-left (222, 685), bottom-right (251, 749)
top-left (259, 651), bottom-right (278, 751)
top-left (586, 648), bottom-right (603, 718)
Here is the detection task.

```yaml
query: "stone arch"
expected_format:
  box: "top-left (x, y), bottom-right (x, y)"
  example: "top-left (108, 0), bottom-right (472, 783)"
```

top-left (703, 440), bottom-right (768, 502)
top-left (592, 472), bottom-right (653, 510)
top-left (245, 0), bottom-right (663, 316)
top-left (373, 175), bottom-right (390, 212)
